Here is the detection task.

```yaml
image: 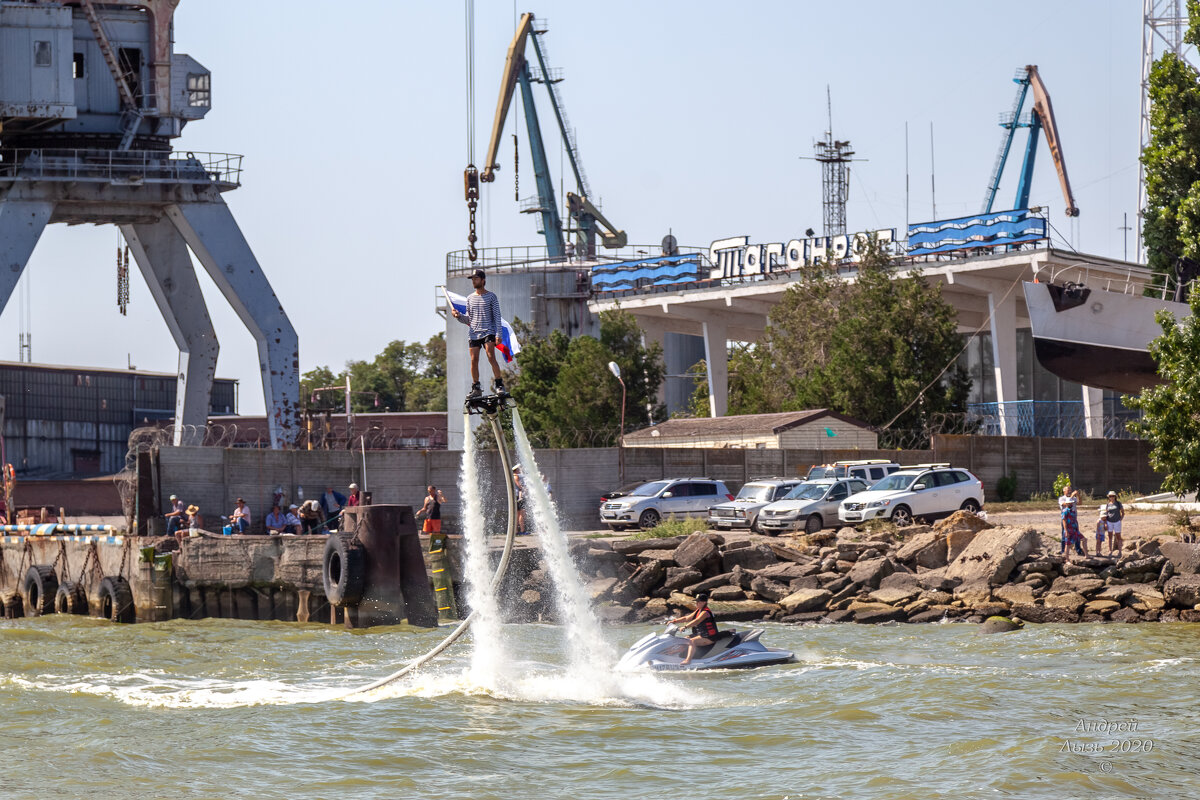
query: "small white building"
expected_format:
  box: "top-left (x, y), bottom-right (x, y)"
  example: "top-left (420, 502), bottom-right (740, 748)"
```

top-left (622, 409), bottom-right (877, 449)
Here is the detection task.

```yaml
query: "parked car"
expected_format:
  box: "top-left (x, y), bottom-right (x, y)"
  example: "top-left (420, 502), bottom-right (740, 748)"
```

top-left (758, 478), bottom-right (870, 535)
top-left (599, 482), bottom-right (648, 509)
top-left (838, 464), bottom-right (984, 527)
top-left (806, 459), bottom-right (901, 483)
top-left (706, 477), bottom-right (806, 532)
top-left (599, 478), bottom-right (734, 531)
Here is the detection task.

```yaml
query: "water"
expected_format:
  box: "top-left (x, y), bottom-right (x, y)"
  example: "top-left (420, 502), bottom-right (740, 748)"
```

top-left (3, 617), bottom-right (1199, 799)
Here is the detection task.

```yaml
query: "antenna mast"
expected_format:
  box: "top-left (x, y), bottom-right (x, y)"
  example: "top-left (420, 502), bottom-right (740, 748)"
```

top-left (813, 87), bottom-right (855, 236)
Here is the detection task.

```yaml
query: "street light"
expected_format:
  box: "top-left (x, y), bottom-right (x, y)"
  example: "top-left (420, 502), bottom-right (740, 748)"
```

top-left (608, 361), bottom-right (625, 484)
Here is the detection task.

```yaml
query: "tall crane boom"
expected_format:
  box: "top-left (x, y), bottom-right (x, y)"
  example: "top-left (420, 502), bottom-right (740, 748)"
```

top-left (981, 65), bottom-right (1078, 218)
top-left (470, 12), bottom-right (623, 260)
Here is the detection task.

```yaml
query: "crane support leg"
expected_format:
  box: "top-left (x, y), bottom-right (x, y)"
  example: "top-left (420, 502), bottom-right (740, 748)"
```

top-left (1014, 118), bottom-right (1042, 212)
top-left (165, 200), bottom-right (300, 448)
top-left (0, 198), bottom-right (52, 310)
top-left (122, 218), bottom-right (219, 446)
top-left (517, 66), bottom-right (565, 259)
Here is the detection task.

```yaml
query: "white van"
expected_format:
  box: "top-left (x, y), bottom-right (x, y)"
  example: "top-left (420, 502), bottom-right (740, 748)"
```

top-left (806, 459), bottom-right (901, 484)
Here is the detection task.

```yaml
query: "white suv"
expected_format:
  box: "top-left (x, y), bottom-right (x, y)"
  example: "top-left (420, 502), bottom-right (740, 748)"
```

top-left (758, 478), bottom-right (870, 535)
top-left (838, 464), bottom-right (984, 527)
top-left (806, 459), bottom-right (901, 483)
top-left (600, 478), bottom-right (734, 531)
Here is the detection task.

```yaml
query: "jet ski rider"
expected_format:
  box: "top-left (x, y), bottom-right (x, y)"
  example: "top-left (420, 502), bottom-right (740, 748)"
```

top-left (669, 592), bottom-right (719, 665)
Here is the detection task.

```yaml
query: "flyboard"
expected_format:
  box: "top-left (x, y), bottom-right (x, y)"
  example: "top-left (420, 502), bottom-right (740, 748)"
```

top-left (340, 390), bottom-right (517, 698)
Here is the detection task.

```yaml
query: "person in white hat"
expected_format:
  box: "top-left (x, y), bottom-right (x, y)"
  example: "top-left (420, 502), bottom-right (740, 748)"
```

top-left (1102, 491), bottom-right (1125, 555)
top-left (164, 494), bottom-right (186, 538)
top-left (348, 482), bottom-right (361, 508)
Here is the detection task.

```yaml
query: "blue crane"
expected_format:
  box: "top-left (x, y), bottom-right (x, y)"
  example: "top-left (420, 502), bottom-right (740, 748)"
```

top-left (475, 13), bottom-right (625, 260)
top-left (981, 65), bottom-right (1079, 217)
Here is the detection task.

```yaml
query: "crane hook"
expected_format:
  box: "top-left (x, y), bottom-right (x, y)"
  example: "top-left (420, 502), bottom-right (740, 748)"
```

top-left (464, 164), bottom-right (480, 263)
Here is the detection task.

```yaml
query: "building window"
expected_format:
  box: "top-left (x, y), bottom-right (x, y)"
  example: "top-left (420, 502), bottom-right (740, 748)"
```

top-left (34, 41), bottom-right (51, 67)
top-left (187, 73), bottom-right (211, 107)
top-left (73, 52), bottom-right (84, 78)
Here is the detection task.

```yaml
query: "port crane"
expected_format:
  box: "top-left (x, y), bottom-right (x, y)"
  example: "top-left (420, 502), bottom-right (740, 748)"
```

top-left (465, 12), bottom-right (625, 261)
top-left (981, 65), bottom-right (1079, 217)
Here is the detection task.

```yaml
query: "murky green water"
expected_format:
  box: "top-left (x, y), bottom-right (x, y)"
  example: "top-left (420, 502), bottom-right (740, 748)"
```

top-left (1, 616), bottom-right (1196, 799)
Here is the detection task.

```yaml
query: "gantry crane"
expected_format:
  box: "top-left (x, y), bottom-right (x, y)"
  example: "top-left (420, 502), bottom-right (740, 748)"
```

top-left (468, 12), bottom-right (625, 261)
top-left (982, 65), bottom-right (1079, 217)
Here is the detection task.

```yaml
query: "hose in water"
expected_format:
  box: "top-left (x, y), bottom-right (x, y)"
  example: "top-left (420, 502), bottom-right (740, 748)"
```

top-left (340, 412), bottom-right (517, 697)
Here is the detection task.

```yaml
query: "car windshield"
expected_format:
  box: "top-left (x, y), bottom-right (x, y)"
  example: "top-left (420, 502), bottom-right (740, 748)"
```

top-left (630, 481), bottom-right (670, 497)
top-left (807, 467), bottom-right (832, 480)
top-left (871, 473), bottom-right (917, 492)
top-left (735, 484), bottom-right (773, 502)
top-left (785, 483), bottom-right (828, 501)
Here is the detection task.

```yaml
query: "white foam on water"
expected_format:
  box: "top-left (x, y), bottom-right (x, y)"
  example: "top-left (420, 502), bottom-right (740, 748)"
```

top-left (510, 409), bottom-right (617, 688)
top-left (459, 412), bottom-right (511, 688)
top-left (4, 672), bottom-right (340, 709)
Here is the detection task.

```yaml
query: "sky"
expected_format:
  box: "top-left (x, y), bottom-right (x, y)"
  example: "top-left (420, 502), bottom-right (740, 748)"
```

top-left (2, 0), bottom-right (1153, 413)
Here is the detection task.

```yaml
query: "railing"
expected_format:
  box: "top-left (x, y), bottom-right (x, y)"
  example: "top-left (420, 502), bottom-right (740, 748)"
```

top-left (0, 149), bottom-right (243, 187)
top-left (966, 400), bottom-right (1141, 440)
top-left (1046, 261), bottom-right (1178, 302)
top-left (446, 244), bottom-right (708, 275)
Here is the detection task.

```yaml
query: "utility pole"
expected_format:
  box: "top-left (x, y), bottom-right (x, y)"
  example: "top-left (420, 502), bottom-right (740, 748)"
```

top-left (1119, 212), bottom-right (1133, 262)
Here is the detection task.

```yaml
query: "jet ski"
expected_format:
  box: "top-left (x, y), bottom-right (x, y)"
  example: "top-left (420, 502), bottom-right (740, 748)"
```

top-left (617, 623), bottom-right (795, 671)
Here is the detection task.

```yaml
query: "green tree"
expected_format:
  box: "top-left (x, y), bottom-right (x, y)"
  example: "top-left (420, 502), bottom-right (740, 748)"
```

top-left (1142, 1), bottom-right (1200, 280)
top-left (1125, 296), bottom-right (1200, 496)
top-left (728, 238), bottom-right (970, 435)
top-left (300, 332), bottom-right (447, 414)
top-left (508, 310), bottom-right (665, 446)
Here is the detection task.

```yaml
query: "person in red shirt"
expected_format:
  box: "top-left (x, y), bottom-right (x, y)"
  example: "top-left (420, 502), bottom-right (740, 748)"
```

top-left (347, 483), bottom-right (361, 507)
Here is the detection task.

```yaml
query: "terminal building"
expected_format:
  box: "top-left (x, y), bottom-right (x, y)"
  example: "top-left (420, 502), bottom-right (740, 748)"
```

top-left (444, 209), bottom-right (1150, 449)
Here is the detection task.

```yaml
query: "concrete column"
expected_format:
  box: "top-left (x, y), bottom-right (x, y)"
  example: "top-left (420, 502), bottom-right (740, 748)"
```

top-left (123, 219), bottom-right (219, 446)
top-left (640, 318), bottom-right (669, 410)
top-left (1082, 385), bottom-right (1106, 439)
top-left (988, 290), bottom-right (1019, 435)
top-left (0, 198), bottom-right (53, 306)
top-left (702, 320), bottom-right (728, 418)
top-left (166, 200), bottom-right (299, 449)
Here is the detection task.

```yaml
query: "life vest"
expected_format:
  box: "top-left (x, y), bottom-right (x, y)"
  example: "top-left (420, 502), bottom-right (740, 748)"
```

top-left (691, 606), bottom-right (718, 639)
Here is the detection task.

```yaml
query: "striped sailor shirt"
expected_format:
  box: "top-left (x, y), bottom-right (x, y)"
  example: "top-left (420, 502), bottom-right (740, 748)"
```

top-left (456, 290), bottom-right (502, 340)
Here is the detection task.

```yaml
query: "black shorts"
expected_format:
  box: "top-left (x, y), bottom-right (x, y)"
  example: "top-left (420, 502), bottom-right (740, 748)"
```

top-left (469, 334), bottom-right (497, 348)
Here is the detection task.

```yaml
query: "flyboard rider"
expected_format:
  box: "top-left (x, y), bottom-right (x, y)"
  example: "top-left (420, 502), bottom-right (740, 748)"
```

top-left (451, 268), bottom-right (505, 400)
top-left (669, 592), bottom-right (720, 665)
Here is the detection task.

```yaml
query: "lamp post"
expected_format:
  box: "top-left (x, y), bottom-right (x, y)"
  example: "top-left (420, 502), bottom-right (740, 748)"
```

top-left (608, 361), bottom-right (625, 484)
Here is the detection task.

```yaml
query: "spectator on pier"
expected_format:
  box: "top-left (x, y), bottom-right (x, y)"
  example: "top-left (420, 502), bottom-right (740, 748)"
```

top-left (285, 504), bottom-right (303, 534)
top-left (417, 485), bottom-right (446, 534)
top-left (347, 483), bottom-right (361, 508)
top-left (231, 497), bottom-right (252, 533)
top-left (297, 498), bottom-right (323, 534)
top-left (1103, 490), bottom-right (1125, 555)
top-left (265, 503), bottom-right (290, 535)
top-left (1059, 485), bottom-right (1084, 558)
top-left (165, 494), bottom-right (186, 538)
top-left (186, 504), bottom-right (201, 535)
top-left (512, 466), bottom-right (528, 535)
top-left (319, 486), bottom-right (347, 524)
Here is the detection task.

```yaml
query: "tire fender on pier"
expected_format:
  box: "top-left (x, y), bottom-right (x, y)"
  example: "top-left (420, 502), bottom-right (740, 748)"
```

top-left (54, 581), bottom-right (88, 615)
top-left (97, 576), bottom-right (135, 623)
top-left (23, 565), bottom-right (58, 616)
top-left (323, 532), bottom-right (366, 607)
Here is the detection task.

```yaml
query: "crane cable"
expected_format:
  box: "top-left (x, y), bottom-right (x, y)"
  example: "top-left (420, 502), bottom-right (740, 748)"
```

top-left (339, 411), bottom-right (518, 697)
top-left (464, 0), bottom-right (480, 262)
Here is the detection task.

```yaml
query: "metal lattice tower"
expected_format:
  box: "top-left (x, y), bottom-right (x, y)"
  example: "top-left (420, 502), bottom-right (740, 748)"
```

top-left (1139, 0), bottom-right (1199, 262)
top-left (813, 90), bottom-right (854, 237)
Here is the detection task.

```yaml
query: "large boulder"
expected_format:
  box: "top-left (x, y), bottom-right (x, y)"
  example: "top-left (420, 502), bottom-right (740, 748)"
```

top-left (684, 572), bottom-right (735, 594)
top-left (594, 604), bottom-right (633, 623)
top-left (706, 599), bottom-right (778, 622)
top-left (750, 575), bottom-right (792, 603)
top-left (661, 567), bottom-right (703, 593)
top-left (993, 584), bottom-right (1036, 606)
top-left (1043, 591), bottom-right (1087, 614)
top-left (722, 544), bottom-right (778, 572)
top-left (895, 531), bottom-right (948, 569)
top-left (767, 541), bottom-right (812, 563)
top-left (759, 562), bottom-right (817, 581)
top-left (944, 527), bottom-right (1040, 586)
top-left (1159, 542), bottom-right (1200, 575)
top-left (612, 536), bottom-right (688, 555)
top-left (710, 585), bottom-right (746, 601)
top-left (953, 580), bottom-right (992, 607)
top-left (935, 510), bottom-right (992, 560)
top-left (847, 556), bottom-right (895, 589)
top-left (1084, 599), bottom-right (1121, 615)
top-left (847, 601), bottom-right (907, 624)
top-left (1124, 583), bottom-right (1165, 612)
top-left (628, 559), bottom-right (669, 595)
top-left (1049, 574), bottom-right (1105, 596)
top-left (1011, 603), bottom-right (1080, 624)
top-left (673, 532), bottom-right (722, 575)
top-left (869, 585), bottom-right (920, 606)
top-left (779, 588), bottom-right (832, 614)
top-left (1163, 574), bottom-right (1200, 608)
top-left (587, 577), bottom-right (619, 601)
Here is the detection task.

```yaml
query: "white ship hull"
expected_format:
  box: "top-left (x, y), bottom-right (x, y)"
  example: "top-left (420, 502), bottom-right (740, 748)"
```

top-left (1022, 281), bottom-right (1187, 394)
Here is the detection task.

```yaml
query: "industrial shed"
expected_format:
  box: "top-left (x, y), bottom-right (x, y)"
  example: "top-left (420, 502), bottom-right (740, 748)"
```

top-left (623, 410), bottom-right (878, 450)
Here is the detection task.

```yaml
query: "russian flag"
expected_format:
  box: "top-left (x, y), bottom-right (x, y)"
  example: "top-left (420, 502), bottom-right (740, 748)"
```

top-left (444, 288), bottom-right (522, 363)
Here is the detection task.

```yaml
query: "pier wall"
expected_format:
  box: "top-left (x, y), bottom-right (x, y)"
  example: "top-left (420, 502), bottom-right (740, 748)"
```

top-left (148, 436), bottom-right (1162, 534)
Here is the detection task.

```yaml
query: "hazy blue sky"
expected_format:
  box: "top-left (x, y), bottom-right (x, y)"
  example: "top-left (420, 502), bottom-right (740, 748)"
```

top-left (4, 1), bottom-right (1147, 412)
